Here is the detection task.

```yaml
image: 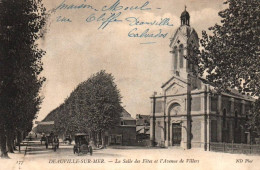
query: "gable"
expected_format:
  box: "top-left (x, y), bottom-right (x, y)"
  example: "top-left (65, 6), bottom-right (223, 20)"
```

top-left (162, 76), bottom-right (188, 96)
top-left (121, 108), bottom-right (132, 117)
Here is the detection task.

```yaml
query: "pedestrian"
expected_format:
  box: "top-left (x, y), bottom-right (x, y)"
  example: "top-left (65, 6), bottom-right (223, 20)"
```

top-left (45, 141), bottom-right (48, 149)
top-left (53, 136), bottom-right (59, 151)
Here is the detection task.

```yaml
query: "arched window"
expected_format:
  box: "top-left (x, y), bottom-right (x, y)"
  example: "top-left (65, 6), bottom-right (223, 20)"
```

top-left (169, 103), bottom-right (181, 115)
top-left (179, 45), bottom-right (184, 68)
top-left (174, 46), bottom-right (178, 70)
top-left (223, 109), bottom-right (226, 128)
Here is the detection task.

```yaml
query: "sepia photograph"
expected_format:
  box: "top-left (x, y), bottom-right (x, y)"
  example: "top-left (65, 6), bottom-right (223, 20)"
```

top-left (0, 0), bottom-right (259, 170)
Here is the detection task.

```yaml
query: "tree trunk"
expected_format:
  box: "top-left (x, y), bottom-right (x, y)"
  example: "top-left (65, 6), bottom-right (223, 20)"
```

top-left (101, 131), bottom-right (105, 148)
top-left (91, 131), bottom-right (97, 146)
top-left (98, 131), bottom-right (101, 146)
top-left (0, 124), bottom-right (9, 158)
top-left (7, 130), bottom-right (14, 153)
top-left (13, 139), bottom-right (17, 151)
top-left (21, 131), bottom-right (25, 141)
top-left (23, 131), bottom-right (26, 140)
top-left (13, 130), bottom-right (19, 151)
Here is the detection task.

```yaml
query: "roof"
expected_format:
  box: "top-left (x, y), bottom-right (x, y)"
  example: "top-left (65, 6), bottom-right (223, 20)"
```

top-left (34, 124), bottom-right (54, 134)
top-left (121, 117), bottom-right (135, 121)
top-left (161, 75), bottom-right (188, 88)
top-left (170, 25), bottom-right (198, 47)
top-left (120, 108), bottom-right (135, 120)
top-left (136, 114), bottom-right (150, 126)
top-left (146, 129), bottom-right (150, 135)
top-left (36, 107), bottom-right (135, 132)
top-left (136, 114), bottom-right (150, 119)
top-left (159, 75), bottom-right (255, 102)
top-left (137, 126), bottom-right (150, 135)
top-left (120, 108), bottom-right (132, 117)
top-left (181, 10), bottom-right (190, 18)
top-left (136, 126), bottom-right (144, 131)
top-left (198, 77), bottom-right (255, 101)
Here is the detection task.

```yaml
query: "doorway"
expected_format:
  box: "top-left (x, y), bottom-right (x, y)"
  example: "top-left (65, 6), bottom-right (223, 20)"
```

top-left (172, 123), bottom-right (182, 146)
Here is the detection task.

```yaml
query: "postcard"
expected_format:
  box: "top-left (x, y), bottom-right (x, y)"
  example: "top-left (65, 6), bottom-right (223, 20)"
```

top-left (0, 0), bottom-right (259, 170)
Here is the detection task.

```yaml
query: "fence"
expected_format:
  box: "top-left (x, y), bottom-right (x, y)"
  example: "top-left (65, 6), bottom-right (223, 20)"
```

top-left (209, 142), bottom-right (260, 155)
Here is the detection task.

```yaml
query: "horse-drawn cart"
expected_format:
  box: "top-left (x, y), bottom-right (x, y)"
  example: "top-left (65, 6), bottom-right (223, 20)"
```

top-left (45, 134), bottom-right (59, 151)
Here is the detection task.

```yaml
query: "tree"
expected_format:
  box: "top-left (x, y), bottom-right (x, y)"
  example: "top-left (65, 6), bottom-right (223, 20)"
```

top-left (0, 0), bottom-right (46, 158)
top-left (188, 0), bottom-right (260, 133)
top-left (84, 70), bottom-right (123, 147)
top-left (36, 70), bottom-right (123, 147)
top-left (51, 83), bottom-right (92, 135)
top-left (246, 100), bottom-right (260, 136)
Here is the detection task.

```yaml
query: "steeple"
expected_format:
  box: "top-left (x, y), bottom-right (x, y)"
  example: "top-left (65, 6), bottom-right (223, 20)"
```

top-left (170, 7), bottom-right (199, 78)
top-left (181, 6), bottom-right (190, 26)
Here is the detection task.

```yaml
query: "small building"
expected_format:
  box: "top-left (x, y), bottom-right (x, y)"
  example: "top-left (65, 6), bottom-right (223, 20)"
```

top-left (136, 114), bottom-right (150, 142)
top-left (105, 109), bottom-right (136, 146)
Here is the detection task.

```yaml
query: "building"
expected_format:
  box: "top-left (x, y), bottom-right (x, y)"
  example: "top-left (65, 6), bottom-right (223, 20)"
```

top-left (136, 114), bottom-right (150, 142)
top-left (150, 8), bottom-right (255, 150)
top-left (105, 109), bottom-right (136, 146)
top-left (35, 107), bottom-right (136, 146)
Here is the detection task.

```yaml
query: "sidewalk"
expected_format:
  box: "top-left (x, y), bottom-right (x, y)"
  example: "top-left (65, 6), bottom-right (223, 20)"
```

top-left (107, 145), bottom-right (166, 149)
top-left (0, 150), bottom-right (25, 164)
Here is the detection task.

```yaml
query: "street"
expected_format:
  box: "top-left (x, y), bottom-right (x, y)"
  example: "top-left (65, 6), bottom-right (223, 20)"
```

top-left (1, 137), bottom-right (259, 170)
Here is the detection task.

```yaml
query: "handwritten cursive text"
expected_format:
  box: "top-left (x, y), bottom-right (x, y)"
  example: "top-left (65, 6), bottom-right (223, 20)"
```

top-left (128, 28), bottom-right (168, 38)
top-left (125, 17), bottom-right (173, 27)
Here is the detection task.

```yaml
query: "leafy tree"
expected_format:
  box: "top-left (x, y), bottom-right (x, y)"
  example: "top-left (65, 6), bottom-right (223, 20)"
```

top-left (0, 0), bottom-right (46, 158)
top-left (246, 100), bottom-right (260, 136)
top-left (36, 70), bottom-right (123, 147)
top-left (188, 0), bottom-right (260, 133)
top-left (37, 85), bottom-right (89, 136)
top-left (53, 84), bottom-right (91, 135)
top-left (84, 70), bottom-right (122, 146)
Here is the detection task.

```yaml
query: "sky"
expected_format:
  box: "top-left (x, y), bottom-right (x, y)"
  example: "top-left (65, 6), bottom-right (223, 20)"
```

top-left (37, 0), bottom-right (227, 122)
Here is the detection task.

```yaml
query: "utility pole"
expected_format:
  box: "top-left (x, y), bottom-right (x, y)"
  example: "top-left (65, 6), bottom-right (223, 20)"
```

top-left (151, 92), bottom-right (157, 147)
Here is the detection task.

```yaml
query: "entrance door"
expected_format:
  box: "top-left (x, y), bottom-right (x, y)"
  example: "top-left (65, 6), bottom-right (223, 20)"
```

top-left (172, 123), bottom-right (181, 146)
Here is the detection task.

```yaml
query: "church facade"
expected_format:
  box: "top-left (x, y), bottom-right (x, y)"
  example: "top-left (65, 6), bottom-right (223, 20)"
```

top-left (150, 9), bottom-right (254, 150)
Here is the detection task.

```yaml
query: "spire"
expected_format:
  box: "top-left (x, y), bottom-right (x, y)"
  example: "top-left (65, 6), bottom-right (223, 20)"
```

top-left (181, 5), bottom-right (190, 26)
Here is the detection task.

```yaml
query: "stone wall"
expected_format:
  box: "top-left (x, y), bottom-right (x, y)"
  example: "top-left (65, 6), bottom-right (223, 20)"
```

top-left (191, 117), bottom-right (202, 147)
top-left (191, 96), bottom-right (201, 111)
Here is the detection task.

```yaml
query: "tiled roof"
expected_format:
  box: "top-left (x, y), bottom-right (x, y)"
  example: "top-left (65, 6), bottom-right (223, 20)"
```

top-left (120, 108), bottom-right (132, 117)
top-left (136, 126), bottom-right (150, 135)
top-left (198, 77), bottom-right (255, 101)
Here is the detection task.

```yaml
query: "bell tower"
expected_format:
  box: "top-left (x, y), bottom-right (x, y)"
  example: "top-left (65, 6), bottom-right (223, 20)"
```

top-left (169, 6), bottom-right (199, 79)
top-left (181, 6), bottom-right (190, 26)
